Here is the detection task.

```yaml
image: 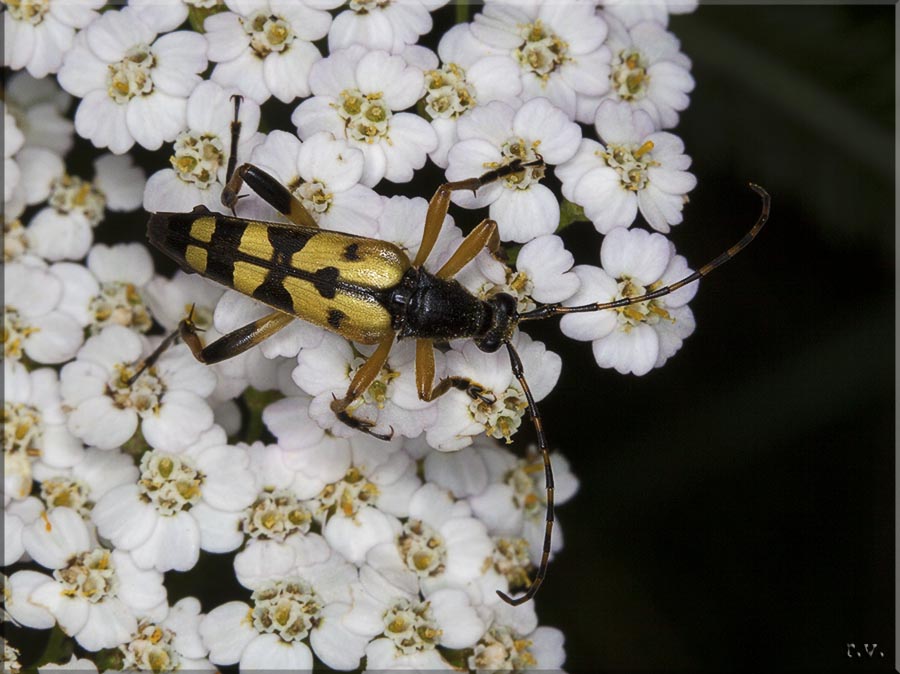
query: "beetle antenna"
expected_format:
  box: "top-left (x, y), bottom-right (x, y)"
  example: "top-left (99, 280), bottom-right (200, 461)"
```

top-left (519, 183), bottom-right (770, 322)
top-left (126, 304), bottom-right (200, 386)
top-left (126, 326), bottom-right (181, 386)
top-left (496, 341), bottom-right (554, 606)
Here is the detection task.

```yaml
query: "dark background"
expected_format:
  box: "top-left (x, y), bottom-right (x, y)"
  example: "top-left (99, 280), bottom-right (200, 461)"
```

top-left (528, 4), bottom-right (895, 672)
top-left (8, 2), bottom-right (893, 673)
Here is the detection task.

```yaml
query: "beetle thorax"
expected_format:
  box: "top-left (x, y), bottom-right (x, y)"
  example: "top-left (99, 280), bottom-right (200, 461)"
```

top-left (392, 268), bottom-right (493, 343)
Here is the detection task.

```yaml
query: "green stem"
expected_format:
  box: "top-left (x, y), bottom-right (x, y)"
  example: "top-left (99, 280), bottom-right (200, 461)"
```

top-left (558, 198), bottom-right (588, 232)
top-left (121, 426), bottom-right (150, 460)
top-left (455, 0), bottom-right (470, 25)
top-left (242, 387), bottom-right (283, 444)
top-left (31, 625), bottom-right (73, 668)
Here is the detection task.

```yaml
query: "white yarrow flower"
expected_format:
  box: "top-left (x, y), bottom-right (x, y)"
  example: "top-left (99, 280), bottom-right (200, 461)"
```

top-left (91, 426), bottom-right (256, 572)
top-left (468, 0), bottom-right (612, 120)
top-left (239, 129), bottom-right (383, 236)
top-left (205, 0), bottom-right (338, 104)
top-left (53, 243), bottom-right (156, 335)
top-left (556, 99), bottom-right (696, 233)
top-left (479, 233), bottom-right (580, 314)
top-left (294, 333), bottom-right (438, 440)
top-left (4, 261), bottom-right (83, 365)
top-left (116, 596), bottom-right (213, 672)
top-left (364, 482), bottom-right (495, 596)
top-left (560, 227), bottom-right (698, 375)
top-left (25, 154), bottom-right (146, 262)
top-left (357, 584), bottom-right (486, 670)
top-left (22, 508), bottom-right (167, 651)
top-left (469, 624), bottom-right (566, 671)
top-left (201, 560), bottom-right (369, 671)
top-left (3, 0), bottom-right (105, 78)
top-left (584, 13), bottom-right (695, 129)
top-left (57, 7), bottom-right (208, 153)
top-left (446, 97), bottom-right (581, 243)
top-left (60, 325), bottom-right (216, 451)
top-left (425, 332), bottom-right (561, 451)
top-left (307, 448), bottom-right (420, 564)
top-left (143, 80), bottom-right (264, 214)
top-left (292, 45), bottom-right (438, 186)
top-left (330, 0), bottom-right (440, 55)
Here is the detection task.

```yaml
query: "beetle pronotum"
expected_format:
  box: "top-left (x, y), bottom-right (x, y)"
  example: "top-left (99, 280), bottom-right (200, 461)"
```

top-left (140, 97), bottom-right (770, 605)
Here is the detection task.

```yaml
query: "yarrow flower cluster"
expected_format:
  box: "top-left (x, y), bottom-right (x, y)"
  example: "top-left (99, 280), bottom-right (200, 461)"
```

top-left (3, 0), bottom-right (705, 670)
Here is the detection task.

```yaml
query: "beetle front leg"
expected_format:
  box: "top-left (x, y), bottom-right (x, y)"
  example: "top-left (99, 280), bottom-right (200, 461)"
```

top-left (330, 333), bottom-right (396, 441)
top-left (435, 218), bottom-right (499, 280)
top-left (414, 339), bottom-right (495, 405)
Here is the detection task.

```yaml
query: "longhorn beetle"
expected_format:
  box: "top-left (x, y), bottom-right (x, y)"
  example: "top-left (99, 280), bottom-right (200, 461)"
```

top-left (140, 97), bottom-right (770, 605)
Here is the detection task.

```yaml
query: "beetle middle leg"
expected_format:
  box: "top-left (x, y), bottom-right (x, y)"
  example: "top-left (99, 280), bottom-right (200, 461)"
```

top-left (127, 308), bottom-right (295, 384)
top-left (435, 218), bottom-right (500, 280)
top-left (179, 310), bottom-right (295, 364)
top-left (330, 332), bottom-right (396, 441)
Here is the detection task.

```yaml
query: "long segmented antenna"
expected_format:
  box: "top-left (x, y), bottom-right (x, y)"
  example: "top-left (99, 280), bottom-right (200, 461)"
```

top-left (500, 183), bottom-right (770, 604)
top-left (125, 305), bottom-right (199, 386)
top-left (519, 184), bottom-right (770, 322)
top-left (497, 341), bottom-right (554, 606)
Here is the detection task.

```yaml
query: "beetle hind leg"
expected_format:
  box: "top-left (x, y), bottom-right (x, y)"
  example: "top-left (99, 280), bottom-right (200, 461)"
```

top-left (329, 333), bottom-right (396, 441)
top-left (221, 95), bottom-right (320, 229)
top-left (414, 339), bottom-right (495, 405)
top-left (330, 401), bottom-right (393, 441)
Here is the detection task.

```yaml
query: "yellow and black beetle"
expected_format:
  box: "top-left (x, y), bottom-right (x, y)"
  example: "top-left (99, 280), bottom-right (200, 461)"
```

top-left (142, 97), bottom-right (770, 605)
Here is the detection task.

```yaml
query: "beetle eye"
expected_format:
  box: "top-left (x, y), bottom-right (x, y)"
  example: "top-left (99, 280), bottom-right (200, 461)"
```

top-left (476, 334), bottom-right (502, 353)
top-left (475, 293), bottom-right (517, 353)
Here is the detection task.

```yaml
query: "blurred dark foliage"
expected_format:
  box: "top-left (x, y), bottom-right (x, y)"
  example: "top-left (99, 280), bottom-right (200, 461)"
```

top-left (535, 5), bottom-right (894, 672)
top-left (11, 2), bottom-right (893, 672)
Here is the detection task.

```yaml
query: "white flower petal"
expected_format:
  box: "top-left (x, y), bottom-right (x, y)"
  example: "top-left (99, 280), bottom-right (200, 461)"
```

top-left (125, 92), bottom-right (186, 151)
top-left (310, 603), bottom-right (370, 670)
top-left (324, 507), bottom-right (397, 564)
top-left (23, 508), bottom-right (91, 569)
top-left (490, 184), bottom-right (559, 243)
top-left (200, 601), bottom-right (257, 666)
top-left (29, 582), bottom-right (88, 636)
top-left (263, 41), bottom-right (321, 103)
top-left (68, 396), bottom-right (138, 450)
top-left (242, 633), bottom-right (312, 670)
top-left (75, 599), bottom-right (136, 650)
top-left (592, 322), bottom-right (659, 375)
top-left (129, 511), bottom-right (200, 572)
top-left (92, 485), bottom-right (157, 550)
top-left (142, 390), bottom-right (213, 451)
top-left (75, 91), bottom-right (134, 154)
top-left (7, 571), bottom-right (56, 628)
top-left (193, 501), bottom-right (245, 553)
top-left (429, 588), bottom-right (484, 648)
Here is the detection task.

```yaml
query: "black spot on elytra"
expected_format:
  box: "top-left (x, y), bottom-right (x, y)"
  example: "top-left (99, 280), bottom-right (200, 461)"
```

top-left (268, 227), bottom-right (312, 265)
top-left (343, 243), bottom-right (360, 261)
top-left (312, 266), bottom-right (340, 299)
top-left (327, 309), bottom-right (346, 330)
